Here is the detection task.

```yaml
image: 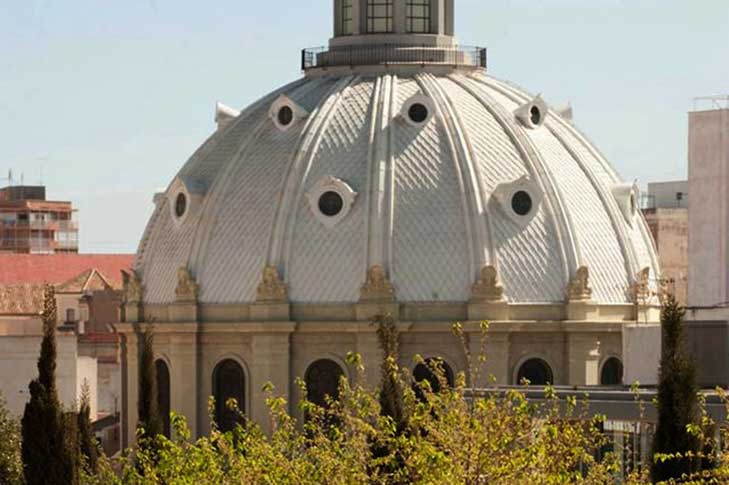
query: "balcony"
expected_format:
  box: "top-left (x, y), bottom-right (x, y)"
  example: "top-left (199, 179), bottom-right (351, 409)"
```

top-left (301, 44), bottom-right (487, 71)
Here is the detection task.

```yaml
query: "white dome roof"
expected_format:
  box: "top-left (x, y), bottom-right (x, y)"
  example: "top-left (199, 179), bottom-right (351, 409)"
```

top-left (135, 71), bottom-right (659, 305)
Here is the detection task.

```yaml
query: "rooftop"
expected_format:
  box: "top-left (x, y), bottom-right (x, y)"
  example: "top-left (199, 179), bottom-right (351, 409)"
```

top-left (0, 254), bottom-right (134, 288)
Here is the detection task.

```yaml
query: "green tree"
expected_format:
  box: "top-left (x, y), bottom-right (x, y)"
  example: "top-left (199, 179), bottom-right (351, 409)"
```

top-left (21, 285), bottom-right (76, 485)
top-left (77, 381), bottom-right (98, 475)
top-left (0, 394), bottom-right (23, 485)
top-left (651, 294), bottom-right (701, 482)
top-left (137, 326), bottom-right (163, 443)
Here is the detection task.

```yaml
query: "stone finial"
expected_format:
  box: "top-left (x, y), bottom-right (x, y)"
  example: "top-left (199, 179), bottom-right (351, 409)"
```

top-left (631, 267), bottom-right (651, 303)
top-left (657, 275), bottom-right (673, 304)
top-left (567, 266), bottom-right (593, 302)
top-left (175, 267), bottom-right (199, 303)
top-left (360, 265), bottom-right (395, 303)
top-left (122, 270), bottom-right (143, 304)
top-left (256, 265), bottom-right (288, 303)
top-left (470, 265), bottom-right (504, 302)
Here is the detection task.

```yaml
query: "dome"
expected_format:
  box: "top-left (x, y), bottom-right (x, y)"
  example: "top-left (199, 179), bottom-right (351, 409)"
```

top-left (134, 70), bottom-right (659, 305)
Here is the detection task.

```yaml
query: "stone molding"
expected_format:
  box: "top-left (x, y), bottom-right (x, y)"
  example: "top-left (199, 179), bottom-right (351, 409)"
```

top-left (256, 265), bottom-right (288, 303)
top-left (359, 265), bottom-right (395, 303)
top-left (175, 267), bottom-right (199, 303)
top-left (470, 265), bottom-right (504, 303)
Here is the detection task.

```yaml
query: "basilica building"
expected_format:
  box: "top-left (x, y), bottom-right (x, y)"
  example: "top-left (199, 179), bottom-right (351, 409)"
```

top-left (118, 0), bottom-right (661, 446)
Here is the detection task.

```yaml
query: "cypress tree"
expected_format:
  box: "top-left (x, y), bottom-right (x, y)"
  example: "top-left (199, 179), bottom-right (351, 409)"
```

top-left (651, 294), bottom-right (701, 482)
top-left (137, 327), bottom-right (163, 443)
top-left (77, 381), bottom-right (98, 475)
top-left (21, 285), bottom-right (76, 485)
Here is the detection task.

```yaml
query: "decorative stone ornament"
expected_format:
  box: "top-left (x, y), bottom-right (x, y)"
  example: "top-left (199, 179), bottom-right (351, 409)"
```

top-left (269, 95), bottom-right (309, 132)
top-left (306, 176), bottom-right (358, 228)
top-left (122, 270), bottom-right (143, 304)
top-left (256, 265), bottom-right (288, 303)
top-left (470, 265), bottom-right (504, 302)
top-left (631, 267), bottom-right (651, 303)
top-left (567, 266), bottom-right (593, 302)
top-left (514, 95), bottom-right (548, 129)
top-left (400, 94), bottom-right (436, 127)
top-left (492, 175), bottom-right (543, 227)
top-left (611, 182), bottom-right (640, 226)
top-left (175, 267), bottom-right (199, 303)
top-left (360, 265), bottom-right (395, 302)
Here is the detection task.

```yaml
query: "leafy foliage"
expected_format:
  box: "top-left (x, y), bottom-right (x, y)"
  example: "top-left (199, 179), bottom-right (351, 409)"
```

top-left (21, 285), bottom-right (77, 485)
top-left (0, 394), bottom-right (23, 485)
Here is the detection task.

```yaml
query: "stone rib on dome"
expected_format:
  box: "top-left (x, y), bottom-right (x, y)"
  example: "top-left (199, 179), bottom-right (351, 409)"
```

top-left (135, 71), bottom-right (659, 306)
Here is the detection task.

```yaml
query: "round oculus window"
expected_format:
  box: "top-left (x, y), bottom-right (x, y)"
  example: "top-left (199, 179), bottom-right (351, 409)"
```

top-left (175, 193), bottom-right (187, 218)
top-left (318, 191), bottom-right (344, 217)
top-left (511, 190), bottom-right (533, 216)
top-left (277, 106), bottom-right (294, 126)
top-left (408, 103), bottom-right (429, 124)
top-left (530, 105), bottom-right (542, 126)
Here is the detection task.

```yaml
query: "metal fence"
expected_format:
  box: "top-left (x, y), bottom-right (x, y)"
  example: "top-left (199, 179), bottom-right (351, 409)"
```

top-left (302, 44), bottom-right (487, 71)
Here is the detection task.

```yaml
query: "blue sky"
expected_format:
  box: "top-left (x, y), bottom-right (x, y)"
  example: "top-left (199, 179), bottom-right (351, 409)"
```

top-left (1, 0), bottom-right (727, 253)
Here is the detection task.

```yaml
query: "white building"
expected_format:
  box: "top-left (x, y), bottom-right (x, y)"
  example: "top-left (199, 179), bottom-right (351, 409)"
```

top-left (119, 0), bottom-right (662, 447)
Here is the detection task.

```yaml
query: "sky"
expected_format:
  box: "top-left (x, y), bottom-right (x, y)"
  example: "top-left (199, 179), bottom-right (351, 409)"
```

top-left (1, 0), bottom-right (727, 253)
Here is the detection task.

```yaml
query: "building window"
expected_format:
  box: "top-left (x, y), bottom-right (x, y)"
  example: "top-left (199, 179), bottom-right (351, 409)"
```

top-left (66, 309), bottom-right (76, 323)
top-left (367, 0), bottom-right (393, 33)
top-left (600, 357), bottom-right (624, 386)
top-left (511, 190), bottom-right (534, 216)
top-left (213, 359), bottom-right (245, 432)
top-left (341, 0), bottom-right (354, 35)
top-left (516, 358), bottom-right (553, 385)
top-left (305, 359), bottom-right (344, 408)
top-left (413, 358), bottom-right (454, 399)
top-left (406, 0), bottom-right (431, 33)
top-left (155, 359), bottom-right (171, 437)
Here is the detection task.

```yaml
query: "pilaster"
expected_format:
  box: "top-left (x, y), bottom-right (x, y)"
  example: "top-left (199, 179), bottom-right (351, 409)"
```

top-left (250, 332), bottom-right (292, 433)
top-left (565, 333), bottom-right (600, 386)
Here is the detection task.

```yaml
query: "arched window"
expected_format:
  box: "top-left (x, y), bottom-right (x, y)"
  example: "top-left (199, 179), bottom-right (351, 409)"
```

top-left (367, 0), bottom-right (393, 33)
top-left (340, 0), bottom-right (354, 35)
top-left (600, 357), bottom-right (624, 386)
top-left (413, 358), bottom-right (454, 395)
top-left (213, 359), bottom-right (245, 432)
top-left (406, 0), bottom-right (431, 33)
top-left (516, 358), bottom-right (553, 385)
top-left (155, 359), bottom-right (171, 438)
top-left (305, 359), bottom-right (345, 408)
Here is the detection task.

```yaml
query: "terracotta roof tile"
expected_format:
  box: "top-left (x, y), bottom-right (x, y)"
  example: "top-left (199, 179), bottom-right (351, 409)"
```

top-left (0, 254), bottom-right (134, 288)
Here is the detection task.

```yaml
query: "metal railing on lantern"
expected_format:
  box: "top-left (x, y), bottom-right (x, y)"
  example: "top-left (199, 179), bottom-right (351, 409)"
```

top-left (301, 44), bottom-right (487, 71)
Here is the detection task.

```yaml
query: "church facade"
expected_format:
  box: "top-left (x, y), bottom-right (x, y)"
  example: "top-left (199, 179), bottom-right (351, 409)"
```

top-left (118, 0), bottom-right (661, 446)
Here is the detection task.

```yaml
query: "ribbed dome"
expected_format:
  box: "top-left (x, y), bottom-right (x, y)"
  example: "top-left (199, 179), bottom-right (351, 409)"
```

top-left (134, 71), bottom-right (659, 305)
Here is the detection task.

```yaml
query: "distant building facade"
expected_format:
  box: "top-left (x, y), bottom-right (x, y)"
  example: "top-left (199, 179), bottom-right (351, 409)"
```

top-left (642, 181), bottom-right (688, 304)
top-left (688, 100), bottom-right (729, 307)
top-left (0, 185), bottom-right (79, 254)
top-left (0, 254), bottom-right (133, 454)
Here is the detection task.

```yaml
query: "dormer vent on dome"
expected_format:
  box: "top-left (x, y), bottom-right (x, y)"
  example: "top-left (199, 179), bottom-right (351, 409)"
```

top-left (302, 0), bottom-right (486, 74)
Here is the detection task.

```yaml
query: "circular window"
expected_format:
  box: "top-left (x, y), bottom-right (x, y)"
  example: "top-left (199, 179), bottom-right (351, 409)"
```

top-left (318, 191), bottom-right (344, 217)
top-left (530, 105), bottom-right (542, 126)
top-left (277, 106), bottom-right (294, 127)
top-left (511, 191), bottom-right (533, 216)
top-left (408, 103), bottom-right (429, 124)
top-left (175, 193), bottom-right (187, 218)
